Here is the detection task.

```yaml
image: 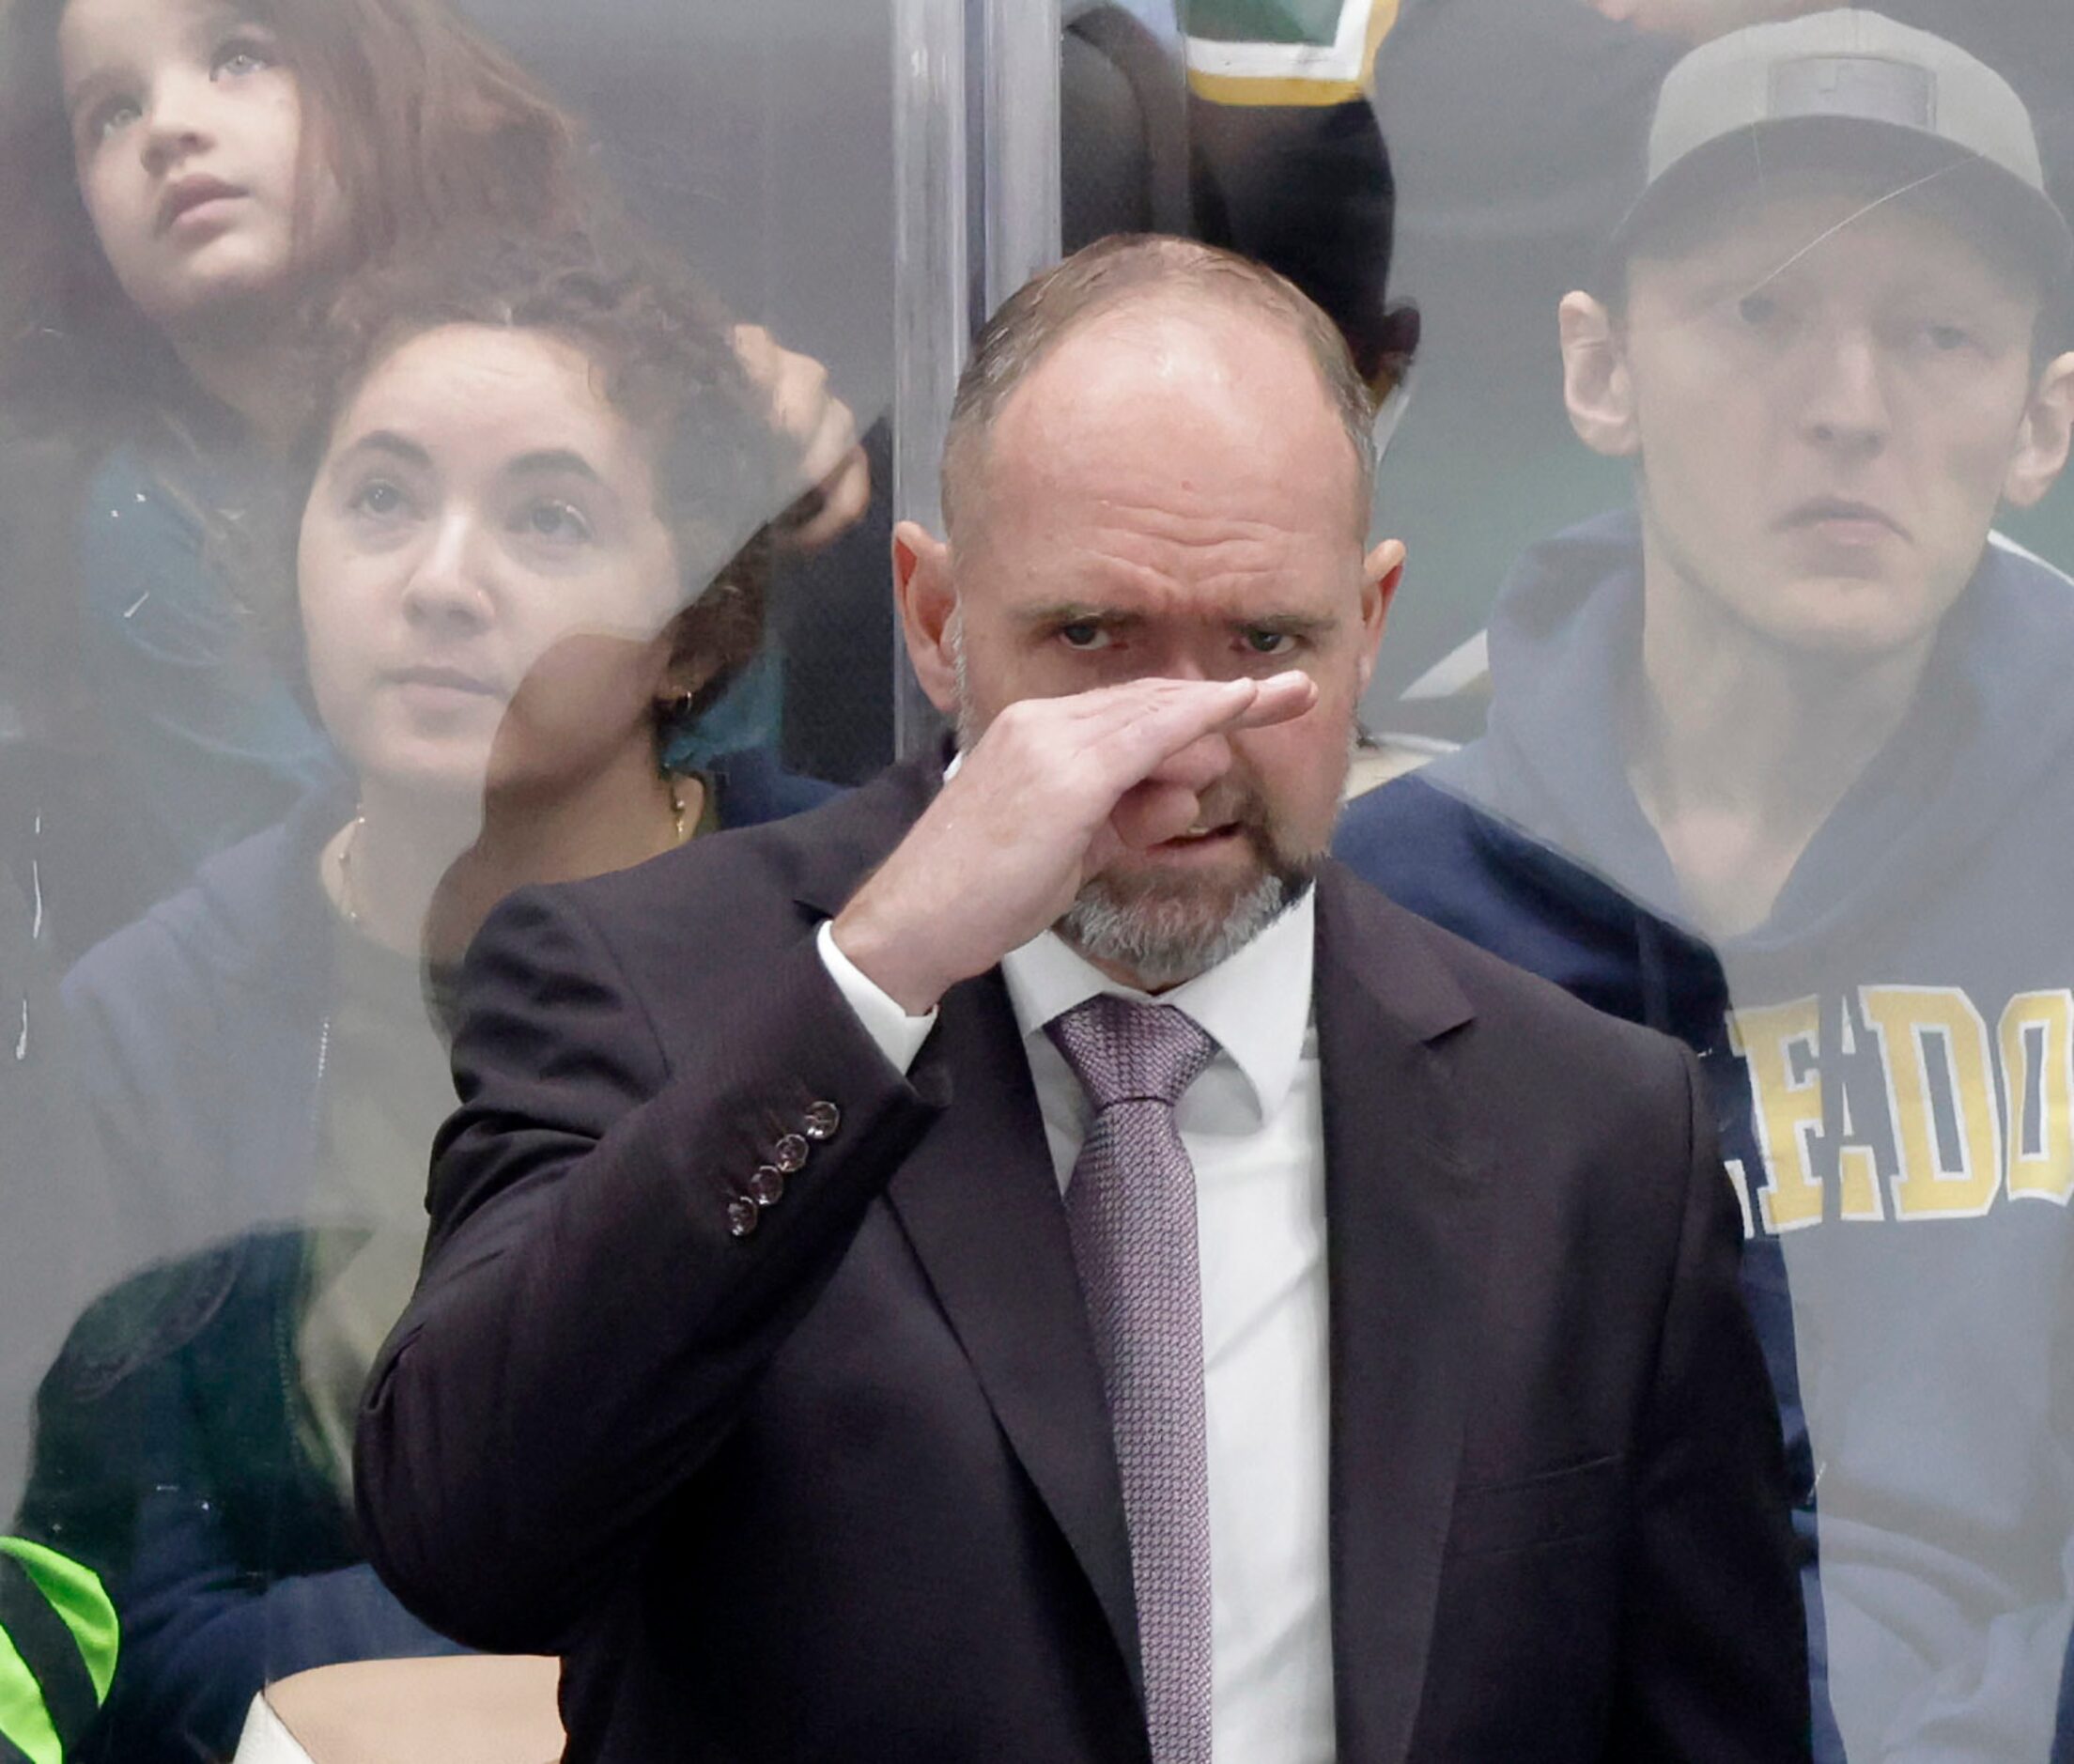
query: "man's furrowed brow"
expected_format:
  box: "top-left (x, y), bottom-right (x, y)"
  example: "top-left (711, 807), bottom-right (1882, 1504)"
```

top-left (1016, 602), bottom-right (1144, 628)
top-left (1235, 612), bottom-right (1338, 639)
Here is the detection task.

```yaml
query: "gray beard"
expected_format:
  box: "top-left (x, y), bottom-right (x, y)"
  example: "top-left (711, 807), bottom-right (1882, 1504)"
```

top-left (1058, 862), bottom-right (1312, 990)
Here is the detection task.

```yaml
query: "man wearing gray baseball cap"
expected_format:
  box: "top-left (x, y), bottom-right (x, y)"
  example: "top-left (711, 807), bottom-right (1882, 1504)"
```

top-left (1341, 11), bottom-right (2074, 1760)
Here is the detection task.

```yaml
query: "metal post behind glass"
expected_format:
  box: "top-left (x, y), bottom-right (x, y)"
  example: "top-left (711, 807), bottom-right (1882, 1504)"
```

top-left (983, 0), bottom-right (1062, 314)
top-left (890, 0), bottom-right (1060, 759)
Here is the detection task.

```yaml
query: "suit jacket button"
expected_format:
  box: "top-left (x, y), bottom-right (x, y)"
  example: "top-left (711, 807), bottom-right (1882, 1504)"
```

top-left (803, 1100), bottom-right (841, 1140)
top-left (749, 1165), bottom-right (786, 1207)
top-left (773, 1133), bottom-right (810, 1173)
top-left (727, 1196), bottom-right (761, 1238)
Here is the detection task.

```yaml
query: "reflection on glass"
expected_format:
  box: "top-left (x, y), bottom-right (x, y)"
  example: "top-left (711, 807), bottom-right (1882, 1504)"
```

top-left (18, 228), bottom-right (829, 1761)
top-left (0, 0), bottom-right (610, 949)
top-left (3, 0), bottom-right (2066, 1749)
top-left (0, 0), bottom-right (883, 1753)
top-left (1341, 11), bottom-right (2074, 1759)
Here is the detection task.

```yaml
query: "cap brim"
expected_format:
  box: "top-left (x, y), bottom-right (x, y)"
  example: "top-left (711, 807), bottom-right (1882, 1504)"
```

top-left (1605, 115), bottom-right (2074, 294)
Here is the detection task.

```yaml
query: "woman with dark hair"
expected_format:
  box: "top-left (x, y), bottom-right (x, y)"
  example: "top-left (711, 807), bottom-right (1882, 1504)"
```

top-left (0, 0), bottom-right (863, 952)
top-left (20, 227), bottom-right (835, 1763)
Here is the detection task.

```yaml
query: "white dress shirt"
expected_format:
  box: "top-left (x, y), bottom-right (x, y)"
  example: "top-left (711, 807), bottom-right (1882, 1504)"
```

top-left (815, 891), bottom-right (1334, 1763)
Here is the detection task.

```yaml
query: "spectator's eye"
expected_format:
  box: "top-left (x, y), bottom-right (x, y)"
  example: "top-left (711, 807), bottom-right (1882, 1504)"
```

top-left (1925, 322), bottom-right (1973, 352)
top-left (1058, 621), bottom-right (1111, 651)
top-left (85, 95), bottom-right (141, 143)
top-left (1242, 628), bottom-right (1294, 657)
top-left (348, 478), bottom-right (412, 521)
top-left (212, 33), bottom-right (277, 78)
top-left (518, 499), bottom-right (594, 545)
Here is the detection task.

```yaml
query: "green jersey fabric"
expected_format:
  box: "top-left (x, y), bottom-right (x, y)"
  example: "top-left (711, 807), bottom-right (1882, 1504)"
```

top-left (1179, 0), bottom-right (1395, 101)
top-left (1184, 0), bottom-right (1349, 45)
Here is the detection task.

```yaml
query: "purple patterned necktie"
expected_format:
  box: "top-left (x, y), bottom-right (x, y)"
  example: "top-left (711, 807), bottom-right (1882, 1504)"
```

top-left (1046, 995), bottom-right (1219, 1764)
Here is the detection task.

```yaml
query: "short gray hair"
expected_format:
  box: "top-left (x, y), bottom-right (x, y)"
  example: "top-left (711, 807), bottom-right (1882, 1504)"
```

top-left (940, 234), bottom-right (1380, 538)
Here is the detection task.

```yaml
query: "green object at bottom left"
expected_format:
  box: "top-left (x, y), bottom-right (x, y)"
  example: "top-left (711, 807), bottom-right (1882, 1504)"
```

top-left (0, 1539), bottom-right (117, 1764)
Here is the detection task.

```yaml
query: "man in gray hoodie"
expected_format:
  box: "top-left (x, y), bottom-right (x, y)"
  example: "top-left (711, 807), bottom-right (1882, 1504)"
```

top-left (1339, 12), bottom-right (2074, 1760)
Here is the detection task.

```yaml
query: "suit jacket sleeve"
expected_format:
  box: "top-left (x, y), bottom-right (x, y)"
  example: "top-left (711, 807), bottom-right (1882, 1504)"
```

top-left (352, 879), bottom-right (945, 1655)
top-left (1610, 1044), bottom-right (1811, 1761)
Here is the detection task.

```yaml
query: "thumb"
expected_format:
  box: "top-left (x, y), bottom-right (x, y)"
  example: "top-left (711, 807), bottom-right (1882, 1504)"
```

top-left (1083, 819), bottom-right (1126, 880)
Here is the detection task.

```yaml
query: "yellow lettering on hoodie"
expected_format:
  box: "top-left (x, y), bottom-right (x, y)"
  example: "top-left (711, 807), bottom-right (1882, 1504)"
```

top-left (1860, 986), bottom-right (2003, 1219)
top-left (1729, 998), bottom-right (1826, 1232)
top-left (2001, 991), bottom-right (2074, 1204)
top-left (1833, 1004), bottom-right (1886, 1221)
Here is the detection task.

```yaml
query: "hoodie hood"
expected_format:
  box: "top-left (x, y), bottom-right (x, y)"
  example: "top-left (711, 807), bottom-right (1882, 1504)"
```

top-left (1431, 507), bottom-right (2074, 972)
top-left (103, 782), bottom-right (355, 1010)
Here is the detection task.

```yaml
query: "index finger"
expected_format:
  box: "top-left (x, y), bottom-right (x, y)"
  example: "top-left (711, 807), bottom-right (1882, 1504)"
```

top-left (1086, 670), bottom-right (1317, 783)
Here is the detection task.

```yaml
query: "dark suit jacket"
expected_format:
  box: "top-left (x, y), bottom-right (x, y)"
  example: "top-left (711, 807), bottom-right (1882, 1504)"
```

top-left (355, 752), bottom-right (1809, 1762)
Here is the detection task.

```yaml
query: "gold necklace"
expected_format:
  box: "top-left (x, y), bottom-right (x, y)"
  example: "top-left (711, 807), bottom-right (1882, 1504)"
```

top-left (336, 776), bottom-right (690, 929)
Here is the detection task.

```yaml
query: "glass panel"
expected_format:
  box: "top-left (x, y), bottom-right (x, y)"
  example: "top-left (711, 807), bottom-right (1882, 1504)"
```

top-left (890, 0), bottom-right (968, 755)
top-left (8, 0), bottom-right (2072, 1756)
top-left (0, 0), bottom-right (901, 1753)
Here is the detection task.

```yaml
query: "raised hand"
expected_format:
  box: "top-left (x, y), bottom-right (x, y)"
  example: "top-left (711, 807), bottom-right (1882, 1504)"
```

top-left (732, 323), bottom-right (872, 552)
top-left (831, 672), bottom-right (1316, 1013)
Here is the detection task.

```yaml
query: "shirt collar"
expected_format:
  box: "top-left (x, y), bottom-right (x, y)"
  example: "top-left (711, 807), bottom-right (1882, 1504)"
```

top-left (999, 887), bottom-right (1316, 1122)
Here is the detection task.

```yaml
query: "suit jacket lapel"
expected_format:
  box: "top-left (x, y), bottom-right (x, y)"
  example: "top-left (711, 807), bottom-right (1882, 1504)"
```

top-left (1314, 865), bottom-right (1485, 1764)
top-left (790, 750), bottom-right (1139, 1692)
top-left (884, 972), bottom-right (1142, 1688)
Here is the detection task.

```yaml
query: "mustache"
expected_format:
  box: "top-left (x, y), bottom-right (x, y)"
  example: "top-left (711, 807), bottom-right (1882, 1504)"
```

top-left (1186, 781), bottom-right (1271, 836)
top-left (1098, 790), bottom-right (1319, 906)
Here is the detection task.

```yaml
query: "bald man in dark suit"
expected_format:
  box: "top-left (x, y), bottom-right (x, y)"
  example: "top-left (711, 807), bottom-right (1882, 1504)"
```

top-left (356, 237), bottom-right (1807, 1763)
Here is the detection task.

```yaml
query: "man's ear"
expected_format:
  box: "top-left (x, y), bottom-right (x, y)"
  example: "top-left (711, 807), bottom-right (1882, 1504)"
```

top-left (1354, 537), bottom-right (1407, 691)
top-left (2003, 350), bottom-right (2074, 510)
top-left (1559, 290), bottom-right (1641, 459)
top-left (892, 520), bottom-right (961, 716)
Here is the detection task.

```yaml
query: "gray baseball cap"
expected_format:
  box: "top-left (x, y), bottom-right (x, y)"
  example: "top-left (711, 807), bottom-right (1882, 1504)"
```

top-left (1613, 8), bottom-right (2073, 283)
